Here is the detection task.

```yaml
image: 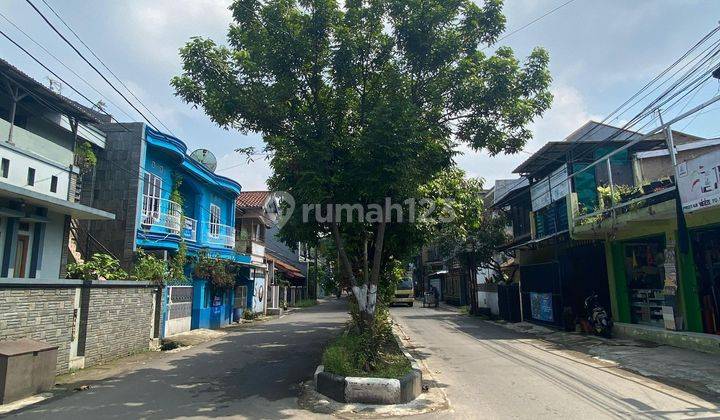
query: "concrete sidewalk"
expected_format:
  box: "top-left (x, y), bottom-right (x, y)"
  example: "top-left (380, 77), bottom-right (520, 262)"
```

top-left (438, 301), bottom-right (720, 402)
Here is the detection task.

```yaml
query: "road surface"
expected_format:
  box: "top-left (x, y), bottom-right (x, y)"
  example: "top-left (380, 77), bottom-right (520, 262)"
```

top-left (9, 299), bottom-right (720, 419)
top-left (8, 300), bottom-right (347, 419)
top-left (391, 304), bottom-right (720, 419)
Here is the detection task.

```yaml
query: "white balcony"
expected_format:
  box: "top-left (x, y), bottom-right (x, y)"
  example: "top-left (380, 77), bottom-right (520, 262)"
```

top-left (141, 195), bottom-right (182, 234)
top-left (205, 222), bottom-right (235, 249)
top-left (182, 217), bottom-right (197, 242)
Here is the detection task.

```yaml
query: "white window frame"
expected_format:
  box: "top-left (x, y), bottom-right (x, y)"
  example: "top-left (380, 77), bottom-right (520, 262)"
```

top-left (143, 172), bottom-right (162, 224)
top-left (209, 204), bottom-right (221, 238)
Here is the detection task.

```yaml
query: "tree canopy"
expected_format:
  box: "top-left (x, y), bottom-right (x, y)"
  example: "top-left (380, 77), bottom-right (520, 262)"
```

top-left (172, 0), bottom-right (552, 328)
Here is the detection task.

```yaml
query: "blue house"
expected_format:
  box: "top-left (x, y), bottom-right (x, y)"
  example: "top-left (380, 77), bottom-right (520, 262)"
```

top-left (86, 124), bottom-right (254, 334)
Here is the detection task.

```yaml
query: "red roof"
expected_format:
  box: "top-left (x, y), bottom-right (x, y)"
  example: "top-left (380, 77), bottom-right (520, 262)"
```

top-left (236, 191), bottom-right (271, 209)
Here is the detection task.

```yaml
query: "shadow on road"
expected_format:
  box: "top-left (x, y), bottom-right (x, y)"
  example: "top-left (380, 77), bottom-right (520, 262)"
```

top-left (9, 299), bottom-right (349, 419)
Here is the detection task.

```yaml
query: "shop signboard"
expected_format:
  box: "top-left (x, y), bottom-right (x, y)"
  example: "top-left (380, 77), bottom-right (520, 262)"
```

top-left (677, 149), bottom-right (720, 213)
top-left (530, 165), bottom-right (569, 211)
top-left (529, 292), bottom-right (554, 322)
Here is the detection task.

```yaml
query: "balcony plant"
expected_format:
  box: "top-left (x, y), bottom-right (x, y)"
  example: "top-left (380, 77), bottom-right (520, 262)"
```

top-left (193, 251), bottom-right (234, 288)
top-left (74, 141), bottom-right (97, 174)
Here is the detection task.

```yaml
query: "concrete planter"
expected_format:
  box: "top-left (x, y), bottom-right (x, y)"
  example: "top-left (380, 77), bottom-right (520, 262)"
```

top-left (314, 365), bottom-right (422, 404)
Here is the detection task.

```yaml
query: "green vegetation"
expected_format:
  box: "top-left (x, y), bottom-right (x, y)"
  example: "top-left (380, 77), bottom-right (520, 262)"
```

top-left (323, 332), bottom-right (411, 379)
top-left (74, 141), bottom-right (97, 173)
top-left (296, 298), bottom-right (318, 308)
top-left (168, 241), bottom-right (188, 283)
top-left (131, 249), bottom-right (167, 284)
top-left (323, 306), bottom-right (411, 378)
top-left (173, 0), bottom-right (552, 361)
top-left (67, 253), bottom-right (127, 280)
top-left (242, 309), bottom-right (256, 320)
top-left (193, 251), bottom-right (235, 288)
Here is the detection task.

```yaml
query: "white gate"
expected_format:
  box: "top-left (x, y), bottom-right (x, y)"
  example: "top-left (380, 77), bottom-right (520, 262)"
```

top-left (165, 286), bottom-right (193, 337)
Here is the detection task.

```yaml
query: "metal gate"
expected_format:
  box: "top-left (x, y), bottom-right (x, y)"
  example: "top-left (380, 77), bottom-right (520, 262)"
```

top-left (164, 286), bottom-right (193, 337)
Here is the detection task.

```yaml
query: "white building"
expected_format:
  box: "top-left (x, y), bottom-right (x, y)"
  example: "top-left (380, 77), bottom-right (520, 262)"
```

top-left (0, 59), bottom-right (114, 278)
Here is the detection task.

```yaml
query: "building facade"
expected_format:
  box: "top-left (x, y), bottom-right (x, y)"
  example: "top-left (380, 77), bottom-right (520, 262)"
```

top-left (0, 59), bottom-right (114, 279)
top-left (86, 124), bottom-right (250, 330)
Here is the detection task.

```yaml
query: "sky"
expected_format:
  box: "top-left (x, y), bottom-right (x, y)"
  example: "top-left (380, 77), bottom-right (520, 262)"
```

top-left (2, 0), bottom-right (720, 191)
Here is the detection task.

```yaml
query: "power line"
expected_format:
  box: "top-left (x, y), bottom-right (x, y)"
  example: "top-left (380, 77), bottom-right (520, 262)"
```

top-left (484, 0), bottom-right (579, 50)
top-left (494, 24), bottom-right (720, 200)
top-left (36, 0), bottom-right (176, 136)
top-left (23, 0), bottom-right (162, 132)
top-left (0, 11), bottom-right (135, 121)
top-left (0, 27), bottom-right (228, 203)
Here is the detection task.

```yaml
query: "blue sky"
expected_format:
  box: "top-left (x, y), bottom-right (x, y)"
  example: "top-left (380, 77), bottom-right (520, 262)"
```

top-left (2, 0), bottom-right (720, 190)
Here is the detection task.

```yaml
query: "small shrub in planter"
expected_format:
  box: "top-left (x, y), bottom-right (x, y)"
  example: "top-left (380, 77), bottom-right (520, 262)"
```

top-left (242, 309), bottom-right (256, 320)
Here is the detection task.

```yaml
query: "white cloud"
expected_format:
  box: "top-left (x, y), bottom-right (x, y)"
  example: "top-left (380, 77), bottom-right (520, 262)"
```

top-left (216, 152), bottom-right (272, 191)
top-left (455, 83), bottom-right (601, 186)
top-left (127, 0), bottom-right (234, 67)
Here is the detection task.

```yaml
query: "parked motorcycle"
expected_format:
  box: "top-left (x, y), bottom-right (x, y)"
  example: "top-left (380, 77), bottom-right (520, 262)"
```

top-left (585, 293), bottom-right (613, 338)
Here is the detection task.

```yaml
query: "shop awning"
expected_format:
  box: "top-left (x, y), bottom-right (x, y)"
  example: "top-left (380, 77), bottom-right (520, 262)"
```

top-left (0, 180), bottom-right (114, 220)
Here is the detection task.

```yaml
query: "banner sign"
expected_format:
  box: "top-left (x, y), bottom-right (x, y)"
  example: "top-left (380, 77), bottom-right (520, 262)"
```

top-left (529, 292), bottom-right (554, 322)
top-left (530, 164), bottom-right (569, 211)
top-left (677, 150), bottom-right (720, 213)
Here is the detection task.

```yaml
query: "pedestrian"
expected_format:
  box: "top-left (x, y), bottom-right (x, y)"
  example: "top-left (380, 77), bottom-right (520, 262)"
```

top-left (432, 285), bottom-right (439, 308)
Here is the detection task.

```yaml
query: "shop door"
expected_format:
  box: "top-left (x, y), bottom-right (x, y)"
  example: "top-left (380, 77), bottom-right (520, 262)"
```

top-left (691, 229), bottom-right (720, 334)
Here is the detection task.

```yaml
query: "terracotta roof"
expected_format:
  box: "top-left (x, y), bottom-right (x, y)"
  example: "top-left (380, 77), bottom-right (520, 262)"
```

top-left (236, 191), bottom-right (270, 209)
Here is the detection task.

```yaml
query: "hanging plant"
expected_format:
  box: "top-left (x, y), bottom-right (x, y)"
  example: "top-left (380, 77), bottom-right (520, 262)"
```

top-left (168, 241), bottom-right (188, 283)
top-left (75, 141), bottom-right (97, 173)
top-left (170, 172), bottom-right (184, 208)
top-left (193, 251), bottom-right (234, 288)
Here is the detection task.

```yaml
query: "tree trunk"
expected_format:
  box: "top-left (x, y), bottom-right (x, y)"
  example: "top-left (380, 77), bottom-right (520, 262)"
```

top-left (330, 217), bottom-right (386, 332)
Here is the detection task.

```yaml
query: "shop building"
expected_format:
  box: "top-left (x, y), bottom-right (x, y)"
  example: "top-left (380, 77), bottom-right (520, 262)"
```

top-left (570, 126), bottom-right (720, 340)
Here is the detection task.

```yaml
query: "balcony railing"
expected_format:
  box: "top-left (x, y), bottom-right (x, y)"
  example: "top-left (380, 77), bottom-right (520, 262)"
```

top-left (141, 195), bottom-right (182, 234)
top-left (204, 222), bottom-right (235, 249)
top-left (181, 217), bottom-right (197, 242)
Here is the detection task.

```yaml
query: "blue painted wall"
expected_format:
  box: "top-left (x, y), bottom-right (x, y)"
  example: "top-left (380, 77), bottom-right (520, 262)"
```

top-left (133, 127), bottom-right (252, 331)
top-left (191, 279), bottom-right (235, 329)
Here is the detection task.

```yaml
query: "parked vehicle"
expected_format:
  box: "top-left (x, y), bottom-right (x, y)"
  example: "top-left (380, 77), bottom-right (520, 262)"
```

top-left (585, 293), bottom-right (613, 338)
top-left (393, 278), bottom-right (415, 306)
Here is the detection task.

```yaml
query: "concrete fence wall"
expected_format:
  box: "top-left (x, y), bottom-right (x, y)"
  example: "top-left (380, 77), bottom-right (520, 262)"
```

top-left (0, 279), bottom-right (161, 375)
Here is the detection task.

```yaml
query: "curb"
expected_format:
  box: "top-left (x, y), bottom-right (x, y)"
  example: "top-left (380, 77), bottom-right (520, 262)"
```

top-left (313, 329), bottom-right (423, 405)
top-left (314, 364), bottom-right (422, 405)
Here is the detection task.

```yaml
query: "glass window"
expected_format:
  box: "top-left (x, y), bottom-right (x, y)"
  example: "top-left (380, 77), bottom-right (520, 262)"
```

top-left (27, 168), bottom-right (35, 186)
top-left (50, 176), bottom-right (58, 193)
top-left (142, 173), bottom-right (162, 224)
top-left (209, 204), bottom-right (221, 237)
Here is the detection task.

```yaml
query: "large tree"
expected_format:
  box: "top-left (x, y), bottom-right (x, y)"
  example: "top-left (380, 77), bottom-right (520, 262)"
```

top-left (172, 0), bottom-right (551, 330)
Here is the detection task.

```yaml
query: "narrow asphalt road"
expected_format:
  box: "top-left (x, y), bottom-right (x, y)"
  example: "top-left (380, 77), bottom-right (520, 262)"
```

top-left (391, 304), bottom-right (720, 419)
top-left (9, 299), bottom-right (348, 419)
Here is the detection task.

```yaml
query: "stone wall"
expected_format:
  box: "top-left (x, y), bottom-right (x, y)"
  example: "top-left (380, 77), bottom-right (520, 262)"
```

top-left (84, 286), bottom-right (156, 367)
top-left (0, 286), bottom-right (75, 373)
top-left (0, 279), bottom-right (160, 375)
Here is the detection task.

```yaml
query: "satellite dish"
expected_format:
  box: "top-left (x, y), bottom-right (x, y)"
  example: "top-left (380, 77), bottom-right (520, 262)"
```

top-left (190, 149), bottom-right (217, 172)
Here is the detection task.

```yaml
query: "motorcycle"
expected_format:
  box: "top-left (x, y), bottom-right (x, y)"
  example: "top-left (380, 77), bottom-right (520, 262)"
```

top-left (585, 293), bottom-right (613, 338)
